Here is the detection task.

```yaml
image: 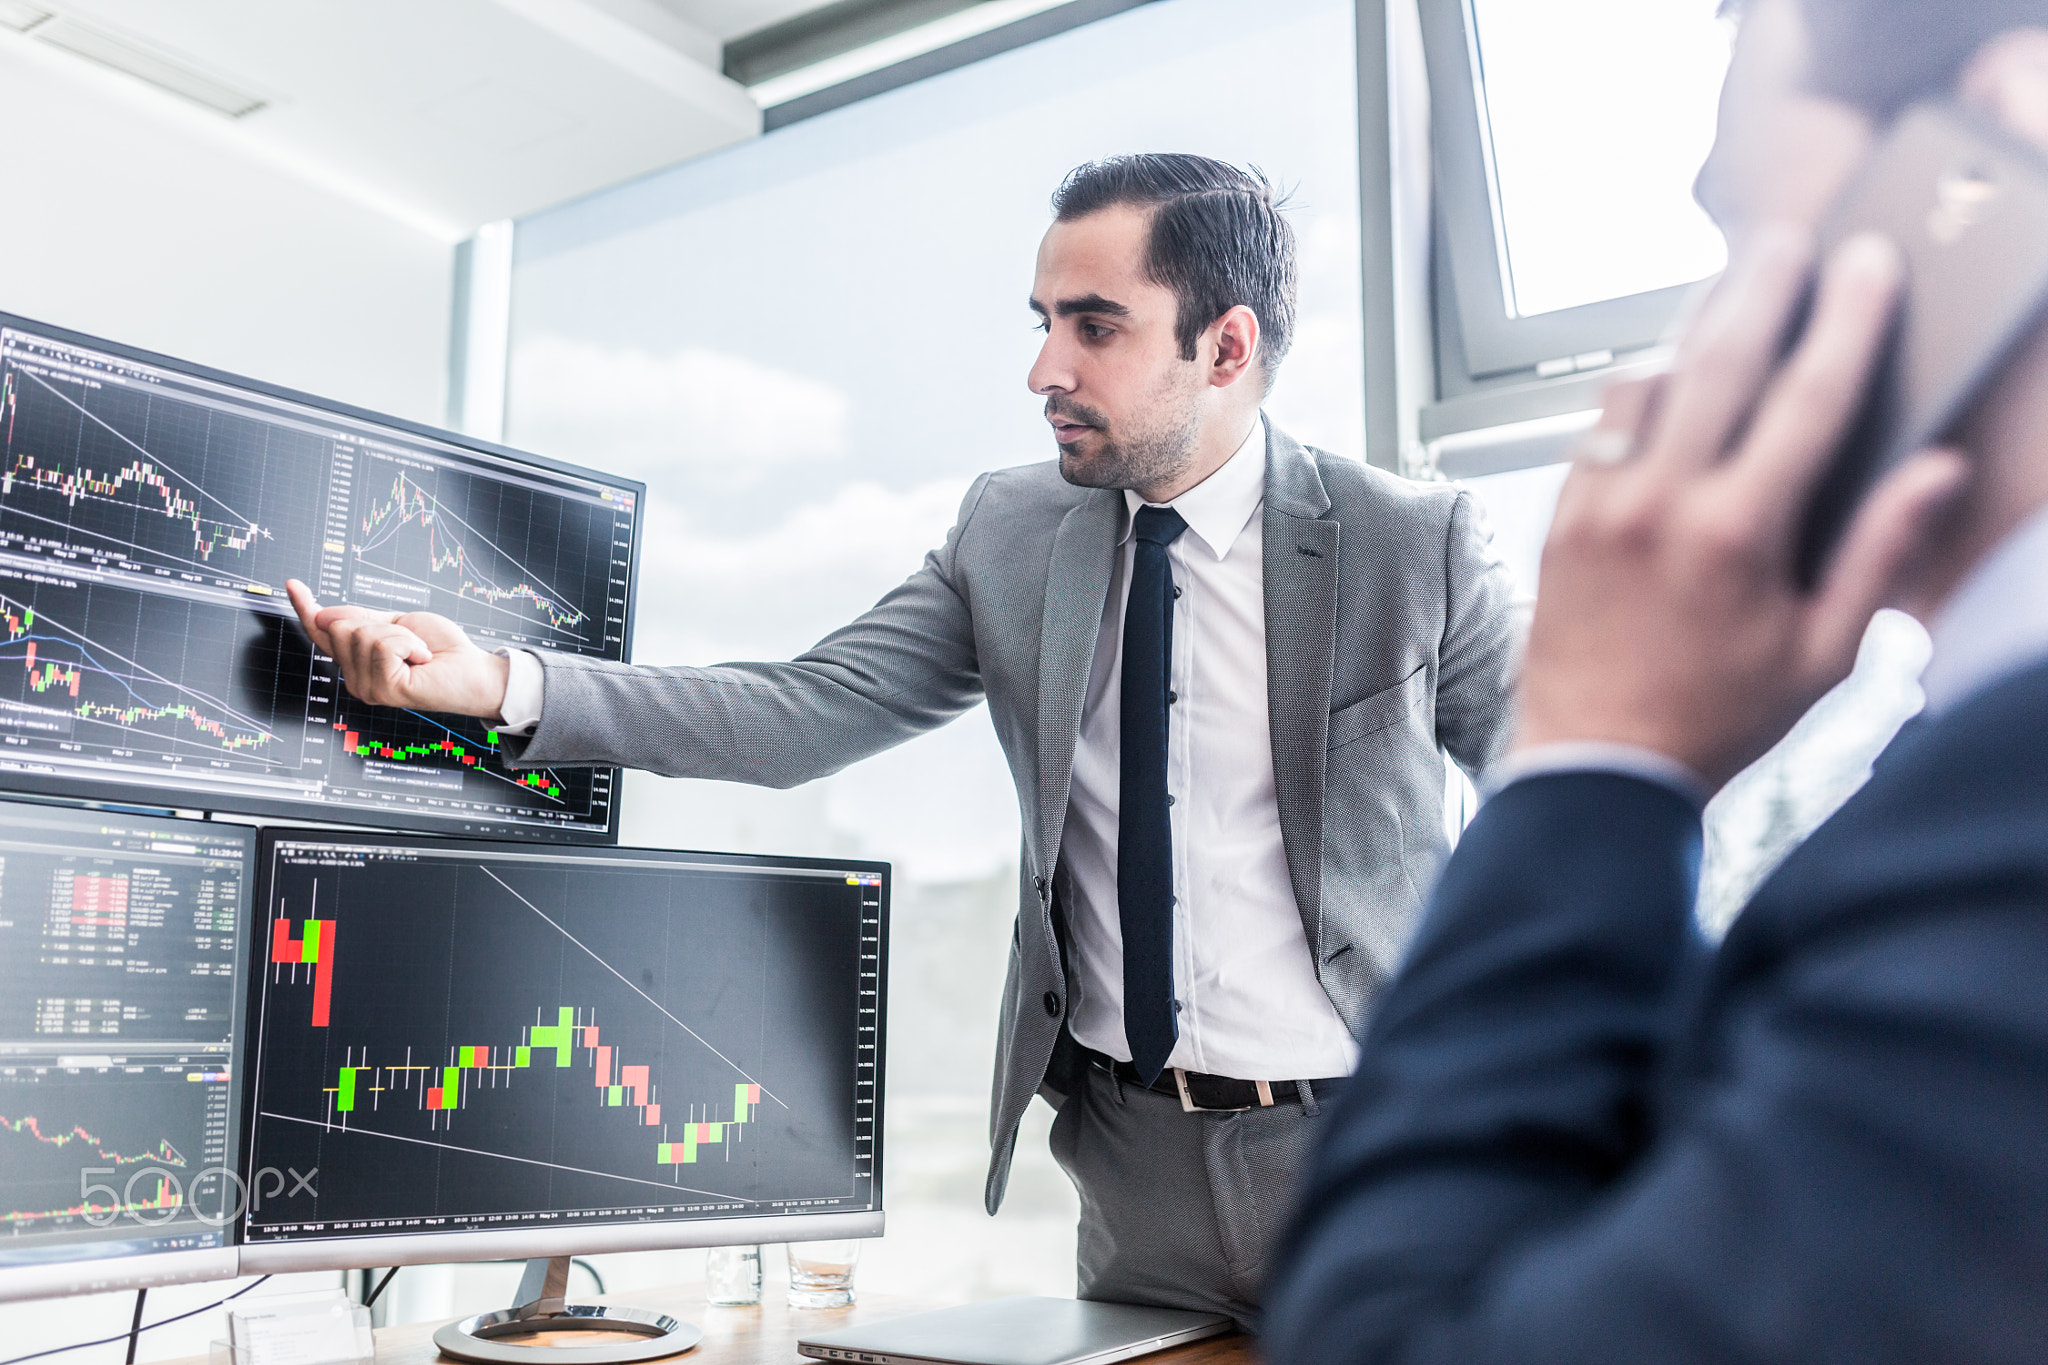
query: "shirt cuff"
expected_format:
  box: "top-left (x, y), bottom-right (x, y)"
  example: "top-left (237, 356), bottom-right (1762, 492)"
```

top-left (493, 648), bottom-right (544, 735)
top-left (1484, 741), bottom-right (1711, 810)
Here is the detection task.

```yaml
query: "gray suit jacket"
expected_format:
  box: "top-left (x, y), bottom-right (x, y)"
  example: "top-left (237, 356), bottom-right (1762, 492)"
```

top-left (505, 421), bottom-right (1521, 1212)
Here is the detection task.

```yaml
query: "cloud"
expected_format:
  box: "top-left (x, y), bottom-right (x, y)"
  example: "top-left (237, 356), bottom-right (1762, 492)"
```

top-left (630, 477), bottom-right (974, 665)
top-left (508, 336), bottom-right (850, 484)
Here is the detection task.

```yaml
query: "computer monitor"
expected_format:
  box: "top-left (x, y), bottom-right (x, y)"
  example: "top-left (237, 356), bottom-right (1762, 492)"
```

top-left (0, 312), bottom-right (643, 843)
top-left (0, 797), bottom-right (254, 1303)
top-left (238, 828), bottom-right (887, 1273)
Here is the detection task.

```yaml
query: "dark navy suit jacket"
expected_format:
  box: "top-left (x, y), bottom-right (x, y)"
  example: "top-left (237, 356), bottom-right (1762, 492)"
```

top-left (1264, 659), bottom-right (2048, 1363)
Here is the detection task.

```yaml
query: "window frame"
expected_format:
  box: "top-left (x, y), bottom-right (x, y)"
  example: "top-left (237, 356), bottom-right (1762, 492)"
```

top-left (1419, 0), bottom-right (1706, 383)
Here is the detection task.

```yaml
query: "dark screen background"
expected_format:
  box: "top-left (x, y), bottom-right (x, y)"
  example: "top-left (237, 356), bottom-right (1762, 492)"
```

top-left (243, 837), bottom-right (882, 1242)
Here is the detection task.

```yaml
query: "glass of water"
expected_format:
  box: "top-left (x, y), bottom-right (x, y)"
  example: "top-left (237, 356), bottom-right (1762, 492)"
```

top-left (785, 1240), bottom-right (861, 1309)
top-left (706, 1244), bottom-right (762, 1306)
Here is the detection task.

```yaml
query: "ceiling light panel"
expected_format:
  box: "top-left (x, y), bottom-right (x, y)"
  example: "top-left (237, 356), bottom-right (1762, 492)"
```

top-left (17, 0), bottom-right (763, 230)
top-left (33, 16), bottom-right (268, 117)
top-left (0, 1), bottom-right (53, 32)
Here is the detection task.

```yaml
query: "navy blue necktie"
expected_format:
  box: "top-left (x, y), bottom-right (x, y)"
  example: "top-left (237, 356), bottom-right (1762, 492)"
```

top-left (1120, 504), bottom-right (1187, 1085)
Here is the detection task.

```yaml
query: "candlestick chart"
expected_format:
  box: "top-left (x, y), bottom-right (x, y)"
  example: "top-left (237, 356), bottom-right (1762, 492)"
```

top-left (1, 1115), bottom-right (187, 1169)
top-left (0, 1065), bottom-right (233, 1236)
top-left (0, 357), bottom-right (326, 593)
top-left (325, 698), bottom-right (598, 820)
top-left (0, 581), bottom-right (301, 765)
top-left (244, 836), bottom-right (884, 1244)
top-left (345, 454), bottom-right (618, 651)
top-left (270, 915), bottom-right (336, 1027)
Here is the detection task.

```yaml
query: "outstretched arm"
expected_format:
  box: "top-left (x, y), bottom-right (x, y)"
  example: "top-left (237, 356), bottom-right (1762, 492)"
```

top-left (289, 473), bottom-right (994, 788)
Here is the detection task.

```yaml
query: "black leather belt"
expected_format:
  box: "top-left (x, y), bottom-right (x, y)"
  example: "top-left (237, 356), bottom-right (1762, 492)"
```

top-left (1081, 1046), bottom-right (1345, 1113)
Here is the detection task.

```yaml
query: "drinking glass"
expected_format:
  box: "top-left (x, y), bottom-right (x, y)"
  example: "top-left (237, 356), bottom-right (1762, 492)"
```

top-left (785, 1240), bottom-right (861, 1308)
top-left (706, 1243), bottom-right (762, 1306)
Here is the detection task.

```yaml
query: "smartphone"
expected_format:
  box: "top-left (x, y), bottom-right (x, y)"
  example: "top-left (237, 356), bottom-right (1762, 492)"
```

top-left (1796, 101), bottom-right (2048, 587)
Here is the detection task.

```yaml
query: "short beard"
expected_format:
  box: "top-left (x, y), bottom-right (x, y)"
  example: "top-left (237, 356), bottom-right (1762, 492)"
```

top-left (1052, 393), bottom-right (1203, 495)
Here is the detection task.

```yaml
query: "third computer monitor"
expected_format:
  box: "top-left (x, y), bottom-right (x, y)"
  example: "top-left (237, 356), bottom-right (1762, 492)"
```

top-left (0, 797), bottom-right (253, 1302)
top-left (237, 829), bottom-right (887, 1270)
top-left (0, 313), bottom-right (642, 843)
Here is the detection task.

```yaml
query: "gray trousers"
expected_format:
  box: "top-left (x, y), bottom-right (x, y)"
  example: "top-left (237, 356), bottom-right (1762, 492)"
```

top-left (1046, 1059), bottom-right (1325, 1330)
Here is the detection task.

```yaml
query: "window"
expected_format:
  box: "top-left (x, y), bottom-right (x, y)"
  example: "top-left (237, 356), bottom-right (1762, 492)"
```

top-left (1424, 0), bottom-right (1734, 386)
top-left (1469, 0), bottom-right (1729, 319)
top-left (1459, 465), bottom-right (1930, 942)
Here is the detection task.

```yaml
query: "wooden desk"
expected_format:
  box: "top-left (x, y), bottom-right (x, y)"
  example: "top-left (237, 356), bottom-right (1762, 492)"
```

top-left (162, 1288), bottom-right (1257, 1364)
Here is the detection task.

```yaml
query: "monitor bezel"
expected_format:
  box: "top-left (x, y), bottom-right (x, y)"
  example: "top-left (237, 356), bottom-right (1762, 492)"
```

top-left (236, 826), bottom-right (890, 1271)
top-left (0, 310), bottom-right (646, 846)
top-left (0, 798), bottom-right (256, 1304)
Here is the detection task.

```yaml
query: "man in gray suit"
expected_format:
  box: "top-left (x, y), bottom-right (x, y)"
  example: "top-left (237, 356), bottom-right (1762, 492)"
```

top-left (287, 154), bottom-right (1521, 1325)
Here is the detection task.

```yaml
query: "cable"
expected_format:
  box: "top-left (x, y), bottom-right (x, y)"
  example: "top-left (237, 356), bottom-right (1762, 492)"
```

top-left (571, 1258), bottom-right (607, 1295)
top-left (123, 1289), bottom-right (146, 1365)
top-left (0, 1275), bottom-right (273, 1365)
top-left (362, 1266), bottom-right (401, 1310)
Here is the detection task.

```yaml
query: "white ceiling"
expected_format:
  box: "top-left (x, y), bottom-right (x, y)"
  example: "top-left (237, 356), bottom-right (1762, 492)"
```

top-left (0, 0), bottom-right (837, 239)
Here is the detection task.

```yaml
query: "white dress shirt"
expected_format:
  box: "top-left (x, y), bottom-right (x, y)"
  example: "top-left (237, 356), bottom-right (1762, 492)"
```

top-left (1919, 501), bottom-right (2048, 715)
top-left (1060, 417), bottom-right (1359, 1081)
top-left (497, 643), bottom-right (546, 733)
top-left (497, 417), bottom-right (1359, 1080)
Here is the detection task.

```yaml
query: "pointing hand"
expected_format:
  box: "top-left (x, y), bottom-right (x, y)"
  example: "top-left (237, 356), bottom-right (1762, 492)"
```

top-left (285, 579), bottom-right (511, 719)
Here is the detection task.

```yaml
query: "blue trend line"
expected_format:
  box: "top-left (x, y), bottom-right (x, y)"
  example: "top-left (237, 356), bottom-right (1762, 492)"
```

top-left (0, 637), bottom-right (272, 745)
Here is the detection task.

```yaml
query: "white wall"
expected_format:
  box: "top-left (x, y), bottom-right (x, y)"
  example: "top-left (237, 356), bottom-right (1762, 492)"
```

top-left (0, 34), bottom-right (452, 424)
top-left (0, 29), bottom-right (455, 1363)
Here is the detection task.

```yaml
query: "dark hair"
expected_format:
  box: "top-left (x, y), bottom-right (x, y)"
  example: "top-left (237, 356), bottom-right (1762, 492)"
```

top-left (1793, 0), bottom-right (2048, 119)
top-left (1051, 154), bottom-right (1298, 384)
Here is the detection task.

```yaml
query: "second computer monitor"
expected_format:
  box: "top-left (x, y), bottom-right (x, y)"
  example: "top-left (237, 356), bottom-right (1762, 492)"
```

top-left (238, 829), bottom-right (886, 1271)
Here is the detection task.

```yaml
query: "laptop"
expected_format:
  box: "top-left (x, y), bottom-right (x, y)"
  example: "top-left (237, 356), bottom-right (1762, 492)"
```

top-left (796, 1296), bottom-right (1234, 1365)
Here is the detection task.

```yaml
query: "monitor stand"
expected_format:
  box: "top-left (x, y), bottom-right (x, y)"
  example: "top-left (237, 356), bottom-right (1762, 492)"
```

top-left (431, 1256), bottom-right (703, 1363)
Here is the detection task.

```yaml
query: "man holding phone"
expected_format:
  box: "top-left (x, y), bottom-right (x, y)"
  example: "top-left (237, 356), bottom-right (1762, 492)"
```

top-left (1267, 0), bottom-right (2048, 1359)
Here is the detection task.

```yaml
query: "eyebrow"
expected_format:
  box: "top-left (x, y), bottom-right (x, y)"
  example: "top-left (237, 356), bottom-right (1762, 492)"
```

top-left (1028, 293), bottom-right (1133, 320)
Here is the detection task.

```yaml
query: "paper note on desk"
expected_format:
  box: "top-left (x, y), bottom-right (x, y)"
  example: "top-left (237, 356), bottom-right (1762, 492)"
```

top-left (227, 1291), bottom-right (374, 1365)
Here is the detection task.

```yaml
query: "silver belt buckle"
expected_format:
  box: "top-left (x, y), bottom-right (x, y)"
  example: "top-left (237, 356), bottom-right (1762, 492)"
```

top-left (1173, 1069), bottom-right (1277, 1113)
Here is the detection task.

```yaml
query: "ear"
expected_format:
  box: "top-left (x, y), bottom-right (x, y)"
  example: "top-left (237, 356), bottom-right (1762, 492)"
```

top-left (1206, 304), bottom-right (1262, 389)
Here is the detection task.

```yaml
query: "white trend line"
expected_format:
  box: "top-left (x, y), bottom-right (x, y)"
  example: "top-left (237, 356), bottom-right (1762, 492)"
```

top-left (352, 557), bottom-right (588, 641)
top-left (20, 367), bottom-right (261, 528)
top-left (389, 469), bottom-right (579, 615)
top-left (0, 499), bottom-right (266, 588)
top-left (478, 866), bottom-right (789, 1110)
top-left (259, 1110), bottom-right (743, 1199)
top-left (355, 464), bottom-right (588, 634)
